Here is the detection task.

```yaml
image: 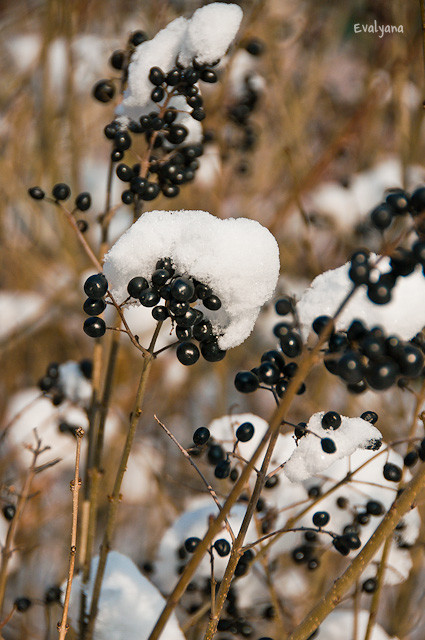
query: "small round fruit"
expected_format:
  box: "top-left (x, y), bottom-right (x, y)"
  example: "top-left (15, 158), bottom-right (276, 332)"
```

top-left (193, 427), bottom-right (210, 446)
top-left (203, 295), bottom-right (221, 311)
top-left (114, 131), bottom-right (131, 151)
top-left (312, 511), bottom-right (330, 527)
top-left (370, 204), bottom-right (393, 230)
top-left (83, 317), bottom-right (106, 338)
top-left (152, 269), bottom-right (171, 288)
top-left (321, 438), bottom-right (336, 454)
top-left (14, 597), bottom-right (32, 612)
top-left (275, 296), bottom-right (292, 316)
top-left (312, 315), bottom-right (334, 336)
top-left (116, 163), bottom-right (134, 182)
top-left (139, 288), bottom-right (160, 307)
top-left (171, 277), bottom-right (195, 302)
top-left (176, 342), bottom-right (200, 366)
top-left (213, 539), bottom-right (230, 556)
top-left (28, 186), bottom-right (45, 200)
top-left (261, 350), bottom-right (285, 372)
top-left (84, 274), bottom-right (108, 299)
top-left (236, 422), bottom-right (254, 442)
top-left (215, 460), bottom-right (230, 479)
top-left (93, 79), bottom-right (115, 103)
top-left (127, 276), bottom-right (148, 298)
top-left (360, 410), bottom-right (378, 424)
top-left (338, 352), bottom-right (364, 384)
top-left (151, 86), bottom-right (165, 102)
top-left (83, 298), bottom-right (106, 316)
top-left (383, 462), bottom-right (402, 482)
top-left (332, 536), bottom-right (350, 556)
top-left (200, 340), bottom-right (226, 362)
top-left (130, 30), bottom-right (148, 46)
top-left (257, 362), bottom-right (280, 385)
top-left (44, 585), bottom-right (62, 604)
top-left (149, 66), bottom-right (165, 85)
top-left (110, 49), bottom-right (125, 70)
top-left (52, 183), bottom-right (71, 201)
top-left (184, 537), bottom-right (200, 553)
top-left (321, 411), bottom-right (341, 430)
top-left (365, 359), bottom-right (398, 390)
top-left (404, 450), bottom-right (418, 467)
top-left (2, 505), bottom-right (15, 521)
top-left (152, 306), bottom-right (169, 321)
top-left (193, 320), bottom-right (213, 342)
top-left (75, 192), bottom-right (91, 211)
top-left (362, 578), bottom-right (377, 593)
top-left (280, 332), bottom-right (302, 358)
top-left (366, 500), bottom-right (384, 516)
top-left (234, 371), bottom-right (259, 393)
top-left (207, 444), bottom-right (225, 464)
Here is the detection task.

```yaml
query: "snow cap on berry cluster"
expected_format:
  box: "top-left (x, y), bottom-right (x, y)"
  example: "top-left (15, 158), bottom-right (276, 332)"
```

top-left (117, 3), bottom-right (242, 123)
top-left (103, 210), bottom-right (280, 350)
top-left (283, 412), bottom-right (382, 483)
top-left (65, 552), bottom-right (185, 640)
top-left (297, 256), bottom-right (425, 340)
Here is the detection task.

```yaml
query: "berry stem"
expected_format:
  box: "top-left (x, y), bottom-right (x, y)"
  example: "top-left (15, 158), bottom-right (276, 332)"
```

top-left (363, 536), bottom-right (391, 640)
top-left (57, 428), bottom-right (84, 640)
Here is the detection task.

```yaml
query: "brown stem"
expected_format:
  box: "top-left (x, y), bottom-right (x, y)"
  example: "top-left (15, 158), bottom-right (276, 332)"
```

top-left (57, 428), bottom-right (84, 640)
top-left (83, 350), bottom-right (155, 640)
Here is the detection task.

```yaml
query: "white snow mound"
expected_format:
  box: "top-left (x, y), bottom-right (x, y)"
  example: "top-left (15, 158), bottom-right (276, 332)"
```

top-left (315, 608), bottom-right (398, 640)
top-left (66, 552), bottom-right (185, 640)
top-left (284, 412), bottom-right (382, 483)
top-left (297, 256), bottom-right (425, 340)
top-left (118, 3), bottom-right (242, 121)
top-left (103, 210), bottom-right (280, 350)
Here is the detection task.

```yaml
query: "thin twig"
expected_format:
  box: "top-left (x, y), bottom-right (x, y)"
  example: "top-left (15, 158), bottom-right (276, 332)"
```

top-left (57, 428), bottom-right (84, 640)
top-left (154, 416), bottom-right (235, 542)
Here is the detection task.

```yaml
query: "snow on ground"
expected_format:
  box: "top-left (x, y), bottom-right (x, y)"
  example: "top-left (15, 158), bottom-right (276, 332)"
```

top-left (66, 552), bottom-right (185, 640)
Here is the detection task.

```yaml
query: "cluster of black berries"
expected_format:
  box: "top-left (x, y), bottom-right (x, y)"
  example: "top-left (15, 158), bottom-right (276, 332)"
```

top-left (234, 296), bottom-right (304, 397)
top-left (115, 140), bottom-right (203, 204)
top-left (83, 274), bottom-right (109, 338)
top-left (191, 422), bottom-right (255, 479)
top-left (226, 39), bottom-right (265, 172)
top-left (37, 359), bottom-right (92, 405)
top-left (126, 258), bottom-right (225, 365)
top-left (13, 585), bottom-right (62, 615)
top-left (369, 186), bottom-right (425, 233)
top-left (348, 245), bottom-right (425, 305)
top-left (319, 315), bottom-right (425, 392)
top-left (28, 183), bottom-right (92, 232)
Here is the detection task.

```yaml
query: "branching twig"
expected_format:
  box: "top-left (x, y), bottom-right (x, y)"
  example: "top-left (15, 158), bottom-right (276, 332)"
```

top-left (57, 428), bottom-right (84, 640)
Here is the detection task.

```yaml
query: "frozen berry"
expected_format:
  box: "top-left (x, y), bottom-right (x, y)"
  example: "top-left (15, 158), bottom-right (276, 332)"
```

top-left (193, 427), bottom-right (210, 446)
top-left (83, 298), bottom-right (106, 316)
top-left (215, 460), bottom-right (231, 478)
top-left (370, 204), bottom-right (393, 230)
top-left (200, 340), bottom-right (226, 362)
top-left (184, 537), bottom-right (201, 553)
top-left (111, 149), bottom-right (124, 162)
top-left (127, 276), bottom-right (148, 298)
top-left (84, 274), bottom-right (108, 299)
top-left (280, 332), bottom-right (302, 357)
top-left (191, 108), bottom-right (206, 121)
top-left (342, 532), bottom-right (361, 549)
top-left (14, 597), bottom-right (32, 612)
top-left (312, 511), bottom-right (330, 527)
top-left (162, 184), bottom-right (180, 198)
top-left (171, 277), bottom-right (195, 302)
top-left (110, 50), bottom-right (125, 70)
top-left (2, 505), bottom-right (15, 521)
top-left (257, 362), bottom-right (280, 385)
top-left (28, 186), bottom-right (45, 200)
top-left (203, 295), bottom-right (221, 311)
top-left (360, 411), bottom-right (378, 424)
top-left (52, 183), bottom-right (71, 201)
top-left (366, 500), bottom-right (384, 516)
top-left (93, 79), bottom-right (115, 103)
top-left (397, 345), bottom-right (424, 377)
top-left (321, 411), bottom-right (341, 430)
top-left (83, 317), bottom-right (106, 338)
top-left (140, 288), bottom-right (160, 307)
top-left (383, 462), bottom-right (402, 482)
top-left (365, 359), bottom-right (398, 390)
top-left (236, 422), bottom-right (254, 442)
top-left (275, 297), bottom-right (292, 316)
top-left (261, 350), bottom-right (285, 372)
top-left (152, 306), bottom-right (169, 321)
top-left (152, 269), bottom-right (171, 288)
top-left (362, 578), bottom-right (377, 593)
top-left (44, 585), bottom-right (61, 604)
top-left (321, 438), bottom-right (336, 454)
top-left (149, 66), bottom-right (165, 85)
top-left (167, 125), bottom-right (188, 145)
top-left (275, 378), bottom-right (289, 398)
top-left (386, 190), bottom-right (410, 215)
top-left (130, 31), bottom-right (148, 46)
top-left (193, 320), bottom-right (213, 342)
top-left (312, 315), bottom-right (334, 337)
top-left (234, 371), bottom-right (259, 393)
top-left (116, 164), bottom-right (134, 181)
top-left (114, 131), bottom-right (131, 151)
top-left (175, 308), bottom-right (199, 328)
top-left (176, 342), bottom-right (199, 365)
top-left (151, 86), bottom-right (165, 102)
top-left (75, 192), bottom-right (91, 211)
top-left (176, 326), bottom-right (192, 341)
top-left (214, 539), bottom-right (231, 556)
top-left (338, 352), bottom-right (364, 384)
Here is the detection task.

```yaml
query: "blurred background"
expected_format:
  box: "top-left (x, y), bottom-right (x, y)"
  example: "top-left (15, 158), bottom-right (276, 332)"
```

top-left (0, 0), bottom-right (424, 638)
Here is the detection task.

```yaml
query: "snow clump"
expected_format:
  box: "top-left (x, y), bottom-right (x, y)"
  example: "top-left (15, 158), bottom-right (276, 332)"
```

top-left (283, 411), bottom-right (382, 483)
top-left (297, 256), bottom-right (425, 340)
top-left (103, 209), bottom-right (280, 350)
